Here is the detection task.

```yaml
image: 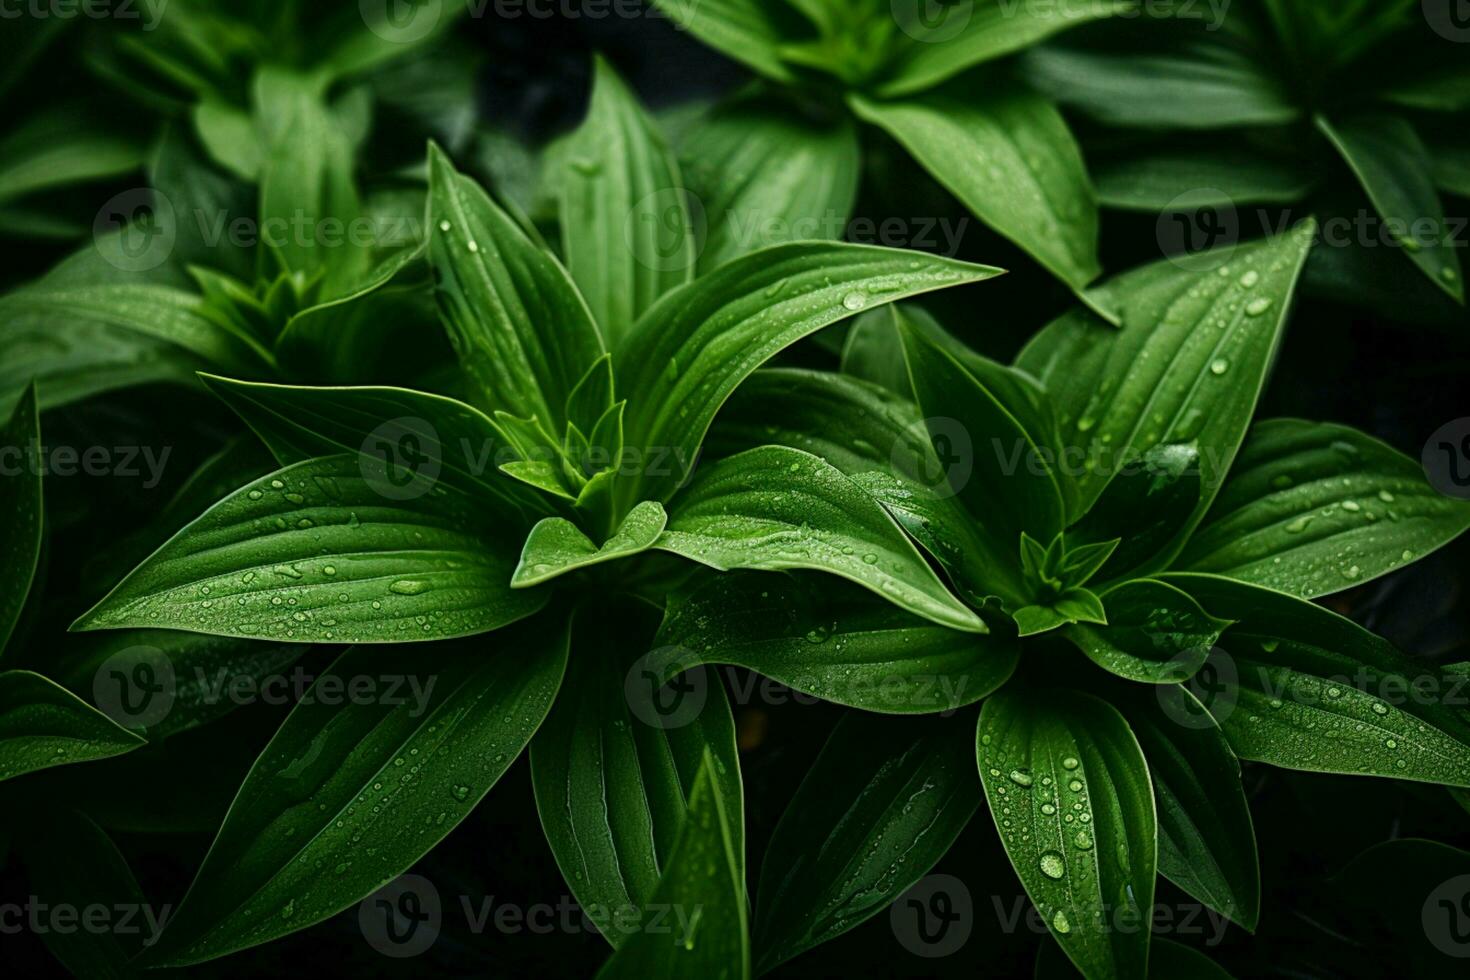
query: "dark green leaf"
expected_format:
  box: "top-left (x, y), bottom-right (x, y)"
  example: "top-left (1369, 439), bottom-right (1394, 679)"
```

top-left (1066, 579), bottom-right (1231, 684)
top-left (753, 712), bottom-right (980, 972)
top-left (645, 0), bottom-right (798, 84)
top-left (0, 671), bottom-right (145, 782)
top-left (0, 384), bottom-right (42, 655)
top-left (144, 621), bottom-right (569, 966)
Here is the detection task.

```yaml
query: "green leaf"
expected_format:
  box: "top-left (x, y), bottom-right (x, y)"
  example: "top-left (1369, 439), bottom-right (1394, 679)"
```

top-left (199, 375), bottom-right (544, 520)
top-left (252, 67), bottom-right (368, 295)
top-left (1013, 588), bottom-right (1107, 637)
top-left (1316, 114), bottom-right (1464, 302)
top-left (427, 142), bottom-right (605, 428)
top-left (531, 613), bottom-right (741, 948)
top-left (1179, 419), bottom-right (1470, 599)
top-left (645, 0), bottom-right (798, 84)
top-left (900, 308), bottom-right (1066, 545)
top-left (878, 0), bottom-right (1132, 97)
top-left (559, 57), bottom-right (694, 347)
top-left (0, 113), bottom-right (143, 205)
top-left (978, 686), bottom-right (1156, 980)
top-left (1166, 573), bottom-right (1470, 787)
top-left (1066, 579), bottom-right (1231, 684)
top-left (658, 571), bottom-right (1015, 713)
top-left (1093, 145), bottom-right (1314, 211)
top-left (680, 94), bottom-right (860, 273)
top-left (1015, 222), bottom-right (1316, 538)
top-left (1035, 935), bottom-right (1237, 979)
top-left (658, 446), bottom-right (985, 633)
top-left (0, 384), bottom-right (42, 656)
top-left (60, 630), bottom-right (304, 742)
top-left (595, 749), bottom-right (749, 980)
top-left (193, 99), bottom-right (262, 181)
top-left (1067, 443), bottom-right (1202, 579)
top-left (142, 621), bottom-right (568, 966)
top-left (753, 711), bottom-right (980, 973)
top-left (0, 671), bottom-right (145, 782)
top-left (74, 455), bottom-right (545, 643)
top-left (16, 808), bottom-right (151, 978)
top-left (1024, 42), bottom-right (1298, 131)
top-left (1111, 684), bottom-right (1259, 932)
top-left (851, 88), bottom-right (1100, 294)
top-left (513, 500), bottom-right (668, 588)
top-left (616, 241), bottom-right (1003, 507)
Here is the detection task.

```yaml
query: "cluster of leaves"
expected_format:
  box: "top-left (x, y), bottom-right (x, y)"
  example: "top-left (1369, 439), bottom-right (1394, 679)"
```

top-left (2, 4), bottom-right (1470, 980)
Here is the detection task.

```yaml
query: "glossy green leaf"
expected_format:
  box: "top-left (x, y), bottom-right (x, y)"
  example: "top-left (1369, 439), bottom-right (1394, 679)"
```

top-left (0, 384), bottom-right (42, 655)
top-left (74, 455), bottom-right (544, 643)
top-left (1316, 114), bottom-right (1464, 302)
top-left (595, 749), bottom-right (749, 980)
top-left (680, 94), bottom-right (859, 273)
top-left (658, 446), bottom-right (985, 633)
top-left (1016, 222), bottom-right (1316, 539)
top-left (16, 808), bottom-right (151, 979)
top-left (199, 375), bottom-right (544, 520)
top-left (753, 711), bottom-right (980, 973)
top-left (1066, 579), bottom-right (1231, 684)
top-left (978, 686), bottom-right (1156, 980)
top-left (645, 0), bottom-right (797, 84)
top-left (512, 501), bottom-right (667, 588)
top-left (428, 142), bottom-right (605, 428)
top-left (658, 570), bottom-right (1015, 713)
top-left (616, 241), bottom-right (1002, 506)
top-left (851, 89), bottom-right (1100, 293)
top-left (0, 671), bottom-right (145, 782)
top-left (1112, 684), bottom-right (1259, 931)
top-left (1013, 588), bottom-right (1107, 637)
top-left (1179, 419), bottom-right (1470, 599)
top-left (901, 308), bottom-right (1066, 545)
top-left (144, 622), bottom-right (568, 966)
top-left (1167, 573), bottom-right (1470, 786)
top-left (1067, 443), bottom-right (1202, 579)
top-left (1094, 146), bottom-right (1314, 211)
top-left (560, 57), bottom-right (694, 347)
top-left (878, 0), bottom-right (1132, 97)
top-left (531, 613), bottom-right (741, 947)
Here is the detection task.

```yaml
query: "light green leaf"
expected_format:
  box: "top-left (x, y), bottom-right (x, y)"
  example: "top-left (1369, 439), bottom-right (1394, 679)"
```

top-left (192, 99), bottom-right (262, 181)
top-left (428, 142), bottom-right (605, 428)
top-left (560, 57), bottom-right (694, 347)
top-left (1013, 588), bottom-right (1107, 637)
top-left (1111, 684), bottom-right (1260, 932)
top-left (900, 306), bottom-right (1066, 545)
top-left (596, 749), bottom-right (749, 980)
top-left (74, 455), bottom-right (545, 643)
top-left (658, 571), bottom-right (1015, 714)
top-left (0, 671), bottom-right (145, 782)
top-left (658, 446), bottom-right (985, 633)
top-left (978, 686), bottom-right (1156, 980)
top-left (1066, 579), bottom-right (1231, 684)
top-left (0, 384), bottom-right (42, 656)
top-left (851, 89), bottom-right (1100, 294)
top-left (616, 241), bottom-right (1003, 507)
top-left (1015, 222), bottom-right (1316, 540)
top-left (753, 711), bottom-right (979, 973)
top-left (199, 375), bottom-right (544, 520)
top-left (645, 0), bottom-right (798, 84)
top-left (141, 623), bottom-right (568, 966)
top-left (680, 94), bottom-right (859, 273)
top-left (1166, 573), bottom-right (1470, 787)
top-left (879, 0), bottom-right (1133, 97)
top-left (513, 500), bottom-right (667, 588)
top-left (531, 613), bottom-right (741, 948)
top-left (1179, 419), bottom-right (1470, 599)
top-left (1316, 114), bottom-right (1464, 302)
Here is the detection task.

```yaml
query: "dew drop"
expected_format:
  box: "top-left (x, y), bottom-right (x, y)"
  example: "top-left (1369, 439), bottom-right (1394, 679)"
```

top-left (1039, 851), bottom-right (1065, 879)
